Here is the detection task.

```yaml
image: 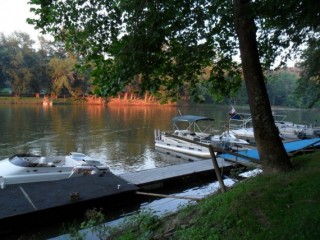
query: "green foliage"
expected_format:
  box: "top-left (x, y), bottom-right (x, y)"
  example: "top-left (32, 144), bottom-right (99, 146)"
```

top-left (208, 60), bottom-right (243, 102)
top-left (28, 0), bottom-right (242, 99)
top-left (296, 39), bottom-right (320, 108)
top-left (116, 210), bottom-right (161, 239)
top-left (0, 30), bottom-right (309, 106)
top-left (172, 152), bottom-right (320, 240)
top-left (229, 166), bottom-right (247, 179)
top-left (0, 32), bottom-right (36, 95)
top-left (28, 1), bottom-right (317, 93)
top-left (255, 0), bottom-right (320, 68)
top-left (63, 208), bottom-right (110, 240)
top-left (27, 0), bottom-right (320, 105)
top-left (265, 70), bottom-right (299, 107)
top-left (0, 32), bottom-right (93, 97)
top-left (49, 53), bottom-right (89, 97)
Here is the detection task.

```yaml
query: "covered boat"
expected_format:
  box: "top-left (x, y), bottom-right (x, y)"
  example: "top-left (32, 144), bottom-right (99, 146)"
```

top-left (226, 112), bottom-right (320, 142)
top-left (155, 115), bottom-right (249, 158)
top-left (0, 152), bottom-right (109, 188)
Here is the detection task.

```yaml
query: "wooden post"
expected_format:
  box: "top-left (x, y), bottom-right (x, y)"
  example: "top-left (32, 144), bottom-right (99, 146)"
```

top-left (164, 133), bottom-right (249, 193)
top-left (136, 191), bottom-right (202, 201)
top-left (208, 145), bottom-right (226, 193)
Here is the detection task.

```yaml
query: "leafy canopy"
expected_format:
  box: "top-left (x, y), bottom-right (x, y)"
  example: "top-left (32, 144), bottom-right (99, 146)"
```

top-left (28, 0), bottom-right (320, 99)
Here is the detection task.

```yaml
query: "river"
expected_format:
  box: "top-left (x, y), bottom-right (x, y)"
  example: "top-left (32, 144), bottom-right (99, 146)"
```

top-left (0, 104), bottom-right (319, 238)
top-left (0, 104), bottom-right (240, 173)
top-left (1, 104), bottom-right (319, 172)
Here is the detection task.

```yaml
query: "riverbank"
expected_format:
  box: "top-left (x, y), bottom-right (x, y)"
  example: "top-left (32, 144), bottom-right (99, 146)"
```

top-left (106, 151), bottom-right (320, 239)
top-left (0, 96), bottom-right (76, 105)
top-left (0, 96), bottom-right (179, 106)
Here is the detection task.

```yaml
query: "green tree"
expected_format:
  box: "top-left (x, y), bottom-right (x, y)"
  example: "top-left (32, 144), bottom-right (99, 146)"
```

top-left (296, 39), bottom-right (320, 107)
top-left (28, 0), bottom-right (320, 173)
top-left (0, 32), bottom-right (36, 96)
top-left (266, 70), bottom-right (299, 107)
top-left (0, 33), bottom-right (11, 88)
top-left (30, 37), bottom-right (54, 95)
top-left (48, 53), bottom-right (87, 97)
top-left (233, 0), bottom-right (290, 172)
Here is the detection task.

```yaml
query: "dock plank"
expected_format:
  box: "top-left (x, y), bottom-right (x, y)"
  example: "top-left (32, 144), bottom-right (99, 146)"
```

top-left (119, 158), bottom-right (232, 185)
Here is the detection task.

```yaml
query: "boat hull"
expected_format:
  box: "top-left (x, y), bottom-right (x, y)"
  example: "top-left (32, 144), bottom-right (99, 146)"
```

top-left (155, 140), bottom-right (211, 158)
top-left (0, 152), bottom-right (109, 187)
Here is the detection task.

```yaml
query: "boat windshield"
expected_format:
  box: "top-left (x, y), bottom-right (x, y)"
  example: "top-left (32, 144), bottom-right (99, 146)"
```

top-left (69, 152), bottom-right (87, 158)
top-left (9, 154), bottom-right (41, 167)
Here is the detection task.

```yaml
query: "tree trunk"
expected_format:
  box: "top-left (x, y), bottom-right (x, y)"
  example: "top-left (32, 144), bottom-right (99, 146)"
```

top-left (233, 0), bottom-right (292, 173)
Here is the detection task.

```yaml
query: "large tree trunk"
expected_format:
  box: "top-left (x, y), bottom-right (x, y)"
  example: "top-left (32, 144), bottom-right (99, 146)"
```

top-left (233, 0), bottom-right (292, 173)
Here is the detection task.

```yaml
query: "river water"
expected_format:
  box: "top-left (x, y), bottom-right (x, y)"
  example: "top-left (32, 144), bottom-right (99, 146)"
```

top-left (0, 104), bottom-right (239, 173)
top-left (1, 104), bottom-right (319, 173)
top-left (1, 104), bottom-right (319, 238)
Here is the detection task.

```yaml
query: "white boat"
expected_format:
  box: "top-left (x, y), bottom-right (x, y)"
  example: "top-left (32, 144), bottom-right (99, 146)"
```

top-left (226, 112), bottom-right (320, 142)
top-left (155, 115), bottom-right (249, 158)
top-left (0, 152), bottom-right (109, 188)
top-left (226, 113), bottom-right (256, 142)
top-left (275, 120), bottom-right (320, 139)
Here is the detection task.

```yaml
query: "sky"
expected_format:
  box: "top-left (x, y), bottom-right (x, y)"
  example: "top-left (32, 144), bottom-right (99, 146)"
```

top-left (0, 0), bottom-right (41, 41)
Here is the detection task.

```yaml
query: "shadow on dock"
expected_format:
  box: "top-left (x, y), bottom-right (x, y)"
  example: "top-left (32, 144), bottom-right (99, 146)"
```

top-left (0, 172), bottom-right (138, 236)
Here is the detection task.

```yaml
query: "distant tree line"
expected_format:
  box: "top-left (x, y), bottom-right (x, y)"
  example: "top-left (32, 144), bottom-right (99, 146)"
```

top-left (231, 69), bottom-right (303, 108)
top-left (0, 32), bottom-right (315, 107)
top-left (0, 32), bottom-right (92, 98)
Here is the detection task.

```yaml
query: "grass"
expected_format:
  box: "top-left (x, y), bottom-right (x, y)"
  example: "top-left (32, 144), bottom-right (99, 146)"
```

top-left (106, 151), bottom-right (320, 240)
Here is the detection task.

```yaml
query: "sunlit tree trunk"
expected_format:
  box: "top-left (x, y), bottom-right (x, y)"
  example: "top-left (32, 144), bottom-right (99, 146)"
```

top-left (234, 0), bottom-right (292, 173)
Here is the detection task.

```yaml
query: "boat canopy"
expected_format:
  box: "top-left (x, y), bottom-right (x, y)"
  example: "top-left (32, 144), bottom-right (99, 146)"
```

top-left (172, 115), bottom-right (214, 123)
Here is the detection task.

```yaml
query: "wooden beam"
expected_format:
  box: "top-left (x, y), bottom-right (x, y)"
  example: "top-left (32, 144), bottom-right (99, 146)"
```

top-left (136, 191), bottom-right (202, 201)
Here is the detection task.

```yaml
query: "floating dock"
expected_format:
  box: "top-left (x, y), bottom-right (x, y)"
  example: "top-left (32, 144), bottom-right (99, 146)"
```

top-left (0, 158), bottom-right (234, 237)
top-left (0, 172), bottom-right (138, 236)
top-left (119, 158), bottom-right (233, 190)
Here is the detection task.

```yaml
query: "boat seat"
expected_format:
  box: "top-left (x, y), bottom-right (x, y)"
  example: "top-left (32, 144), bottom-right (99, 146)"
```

top-left (39, 157), bottom-right (46, 164)
top-left (52, 159), bottom-right (62, 164)
top-left (47, 162), bottom-right (56, 167)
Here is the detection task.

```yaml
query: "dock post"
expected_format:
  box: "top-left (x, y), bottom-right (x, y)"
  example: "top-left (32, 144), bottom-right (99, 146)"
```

top-left (208, 145), bottom-right (226, 193)
top-left (154, 129), bottom-right (159, 140)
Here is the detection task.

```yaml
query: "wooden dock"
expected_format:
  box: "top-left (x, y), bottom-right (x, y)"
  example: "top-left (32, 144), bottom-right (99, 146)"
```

top-left (3, 137), bottom-right (319, 237)
top-left (0, 158), bottom-right (235, 237)
top-left (0, 172), bottom-right (138, 235)
top-left (119, 158), bottom-right (233, 189)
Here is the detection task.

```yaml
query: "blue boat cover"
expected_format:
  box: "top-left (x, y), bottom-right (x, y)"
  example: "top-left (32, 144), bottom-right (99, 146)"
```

top-left (218, 138), bottom-right (320, 162)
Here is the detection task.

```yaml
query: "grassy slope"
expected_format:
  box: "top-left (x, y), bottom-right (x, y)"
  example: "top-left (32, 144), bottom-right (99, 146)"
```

top-left (114, 152), bottom-right (320, 240)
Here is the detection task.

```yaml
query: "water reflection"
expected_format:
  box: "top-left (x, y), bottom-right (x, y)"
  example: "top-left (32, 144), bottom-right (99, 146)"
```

top-left (0, 105), bottom-right (182, 174)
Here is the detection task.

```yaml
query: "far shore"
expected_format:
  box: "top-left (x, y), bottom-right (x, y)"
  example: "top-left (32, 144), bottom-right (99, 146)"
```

top-left (0, 96), bottom-right (180, 106)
